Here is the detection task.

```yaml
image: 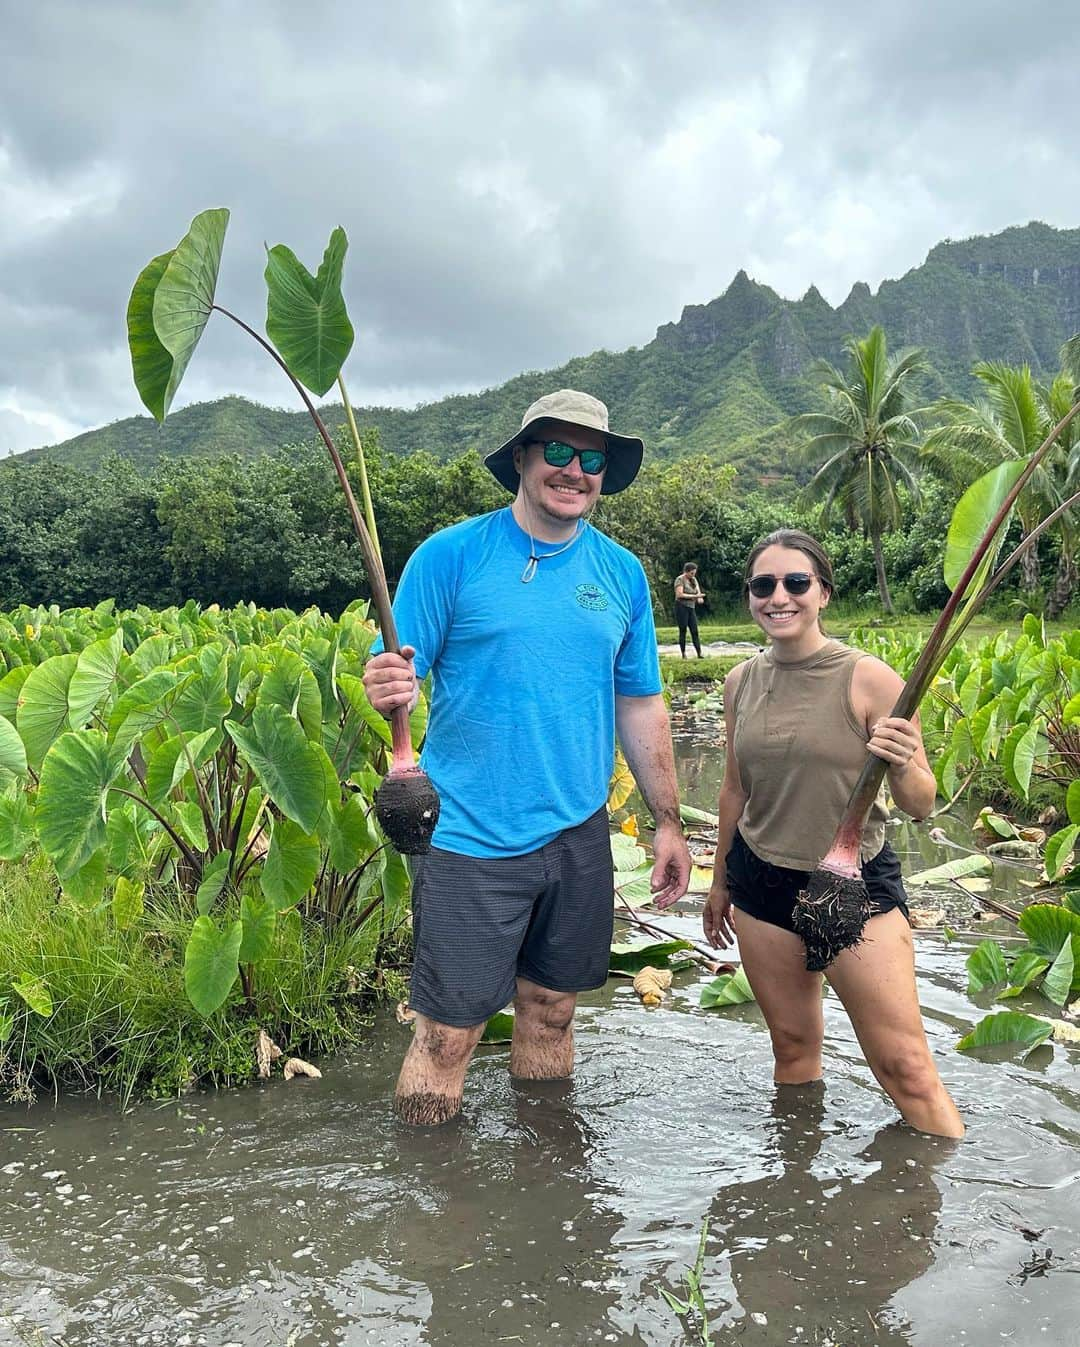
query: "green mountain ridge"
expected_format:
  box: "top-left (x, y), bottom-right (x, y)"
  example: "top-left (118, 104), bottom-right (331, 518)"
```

top-left (16, 220), bottom-right (1080, 483)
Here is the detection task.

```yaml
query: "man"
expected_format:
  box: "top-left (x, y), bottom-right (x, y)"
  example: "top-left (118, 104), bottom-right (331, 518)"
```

top-left (363, 389), bottom-right (691, 1125)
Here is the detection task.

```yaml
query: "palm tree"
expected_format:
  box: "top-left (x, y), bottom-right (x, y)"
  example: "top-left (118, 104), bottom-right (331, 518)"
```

top-left (789, 326), bottom-right (929, 613)
top-left (922, 354), bottom-right (1077, 609)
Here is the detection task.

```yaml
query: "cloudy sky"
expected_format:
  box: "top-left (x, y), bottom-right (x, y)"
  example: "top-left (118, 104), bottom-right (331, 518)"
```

top-left (3, 0), bottom-right (1080, 456)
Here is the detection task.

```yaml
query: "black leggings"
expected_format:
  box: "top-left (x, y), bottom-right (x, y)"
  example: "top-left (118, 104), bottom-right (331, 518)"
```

top-left (676, 603), bottom-right (701, 656)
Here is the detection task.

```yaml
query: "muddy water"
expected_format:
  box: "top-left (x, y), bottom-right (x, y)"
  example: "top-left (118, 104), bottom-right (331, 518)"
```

top-left (2, 700), bottom-right (1080, 1346)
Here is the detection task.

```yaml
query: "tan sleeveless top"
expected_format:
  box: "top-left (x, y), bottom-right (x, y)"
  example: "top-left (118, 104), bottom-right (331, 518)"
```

top-left (729, 639), bottom-right (888, 869)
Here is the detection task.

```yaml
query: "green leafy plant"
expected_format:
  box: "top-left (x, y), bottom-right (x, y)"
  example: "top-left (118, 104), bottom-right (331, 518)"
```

top-left (0, 599), bottom-right (418, 1020)
top-left (798, 367), bottom-right (1080, 968)
top-left (659, 1216), bottom-right (713, 1346)
top-left (127, 208), bottom-right (437, 855)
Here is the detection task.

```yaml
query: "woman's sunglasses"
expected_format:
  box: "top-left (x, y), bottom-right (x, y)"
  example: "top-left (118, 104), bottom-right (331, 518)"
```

top-left (535, 440), bottom-right (608, 475)
top-left (747, 572), bottom-right (816, 599)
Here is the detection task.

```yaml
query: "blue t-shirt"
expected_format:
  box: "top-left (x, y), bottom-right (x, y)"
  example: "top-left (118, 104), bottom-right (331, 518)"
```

top-left (377, 507), bottom-right (660, 857)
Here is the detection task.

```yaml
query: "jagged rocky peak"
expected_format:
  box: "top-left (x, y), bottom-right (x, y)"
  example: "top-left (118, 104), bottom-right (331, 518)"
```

top-left (797, 283), bottom-right (832, 310)
top-left (654, 269), bottom-right (781, 349)
top-left (842, 280), bottom-right (873, 305)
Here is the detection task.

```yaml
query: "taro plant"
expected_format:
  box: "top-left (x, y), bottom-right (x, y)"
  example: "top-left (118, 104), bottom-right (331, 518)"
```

top-left (794, 376), bottom-right (1080, 969)
top-left (128, 207), bottom-right (438, 855)
top-left (0, 600), bottom-right (423, 1016)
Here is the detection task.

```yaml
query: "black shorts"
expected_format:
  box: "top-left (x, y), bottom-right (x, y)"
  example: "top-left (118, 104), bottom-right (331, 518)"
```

top-left (407, 806), bottom-right (615, 1027)
top-left (726, 830), bottom-right (909, 935)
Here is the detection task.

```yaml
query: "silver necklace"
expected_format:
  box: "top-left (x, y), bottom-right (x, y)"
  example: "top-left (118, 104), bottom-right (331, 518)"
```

top-left (520, 519), bottom-right (585, 583)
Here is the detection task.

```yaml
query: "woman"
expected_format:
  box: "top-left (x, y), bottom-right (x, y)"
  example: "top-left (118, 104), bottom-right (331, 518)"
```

top-left (673, 562), bottom-right (705, 658)
top-left (703, 529), bottom-right (963, 1137)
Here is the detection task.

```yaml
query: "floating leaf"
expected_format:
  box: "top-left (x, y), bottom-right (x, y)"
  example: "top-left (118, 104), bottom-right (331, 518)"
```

top-left (609, 940), bottom-right (693, 975)
top-left (966, 939), bottom-right (1007, 995)
top-left (480, 1011), bottom-right (515, 1043)
top-left (610, 832), bottom-right (646, 873)
top-left (957, 1011), bottom-right (1052, 1056)
top-left (700, 966), bottom-right (756, 1007)
top-left (906, 854), bottom-right (993, 886)
top-left (1041, 938), bottom-right (1075, 1007)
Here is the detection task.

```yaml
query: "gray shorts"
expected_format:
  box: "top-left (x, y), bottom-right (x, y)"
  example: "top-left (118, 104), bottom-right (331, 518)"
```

top-left (407, 806), bottom-right (615, 1027)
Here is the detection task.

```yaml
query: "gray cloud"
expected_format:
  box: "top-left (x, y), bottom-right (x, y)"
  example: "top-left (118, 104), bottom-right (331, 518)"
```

top-left (2, 0), bottom-right (1079, 455)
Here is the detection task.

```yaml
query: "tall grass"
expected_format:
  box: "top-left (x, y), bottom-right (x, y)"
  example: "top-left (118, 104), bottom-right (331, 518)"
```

top-left (0, 853), bottom-right (409, 1104)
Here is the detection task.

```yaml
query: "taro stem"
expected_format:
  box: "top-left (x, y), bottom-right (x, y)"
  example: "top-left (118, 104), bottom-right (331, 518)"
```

top-left (214, 304), bottom-right (414, 775)
top-left (820, 395), bottom-right (1080, 875)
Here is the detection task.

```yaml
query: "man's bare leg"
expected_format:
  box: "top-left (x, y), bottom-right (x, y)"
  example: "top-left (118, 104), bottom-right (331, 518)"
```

top-left (394, 1013), bottom-right (486, 1125)
top-left (510, 978), bottom-right (577, 1080)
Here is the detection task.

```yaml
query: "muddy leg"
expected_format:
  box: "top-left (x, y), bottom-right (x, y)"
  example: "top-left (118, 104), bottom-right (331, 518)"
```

top-left (510, 978), bottom-right (577, 1080)
top-left (395, 1013), bottom-right (486, 1125)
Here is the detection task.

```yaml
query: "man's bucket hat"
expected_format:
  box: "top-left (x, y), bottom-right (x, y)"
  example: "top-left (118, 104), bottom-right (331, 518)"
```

top-left (483, 389), bottom-right (644, 495)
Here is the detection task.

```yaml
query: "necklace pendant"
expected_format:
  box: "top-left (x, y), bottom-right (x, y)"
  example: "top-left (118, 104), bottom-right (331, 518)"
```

top-left (521, 556), bottom-right (539, 584)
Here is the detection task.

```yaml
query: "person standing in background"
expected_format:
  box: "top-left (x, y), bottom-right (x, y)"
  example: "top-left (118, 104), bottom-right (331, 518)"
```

top-left (673, 561), bottom-right (705, 658)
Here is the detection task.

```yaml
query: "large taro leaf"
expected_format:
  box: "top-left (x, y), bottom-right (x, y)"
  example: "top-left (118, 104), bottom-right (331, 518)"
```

top-left (170, 649), bottom-right (231, 734)
top-left (62, 850), bottom-right (108, 908)
top-left (0, 666), bottom-right (31, 722)
top-left (1045, 824), bottom-right (1080, 882)
top-left (337, 673), bottom-right (392, 748)
top-left (0, 713), bottom-right (27, 783)
top-left (260, 816), bottom-right (320, 909)
top-left (325, 791), bottom-right (378, 874)
top-left (956, 1010), bottom-right (1052, 1056)
top-left (183, 915), bottom-right (242, 1016)
top-left (1018, 904), bottom-right (1080, 992)
top-left (127, 250), bottom-right (176, 420)
top-left (257, 650), bottom-right (323, 743)
top-left (68, 630), bottom-right (125, 730)
top-left (225, 704), bottom-right (326, 834)
top-left (264, 227), bottom-right (354, 396)
top-left (943, 460), bottom-right (1026, 595)
top-left (239, 893), bottom-right (276, 964)
top-left (17, 653), bottom-right (78, 770)
top-left (36, 730), bottom-right (120, 879)
top-left (133, 208), bottom-right (230, 421)
top-left (144, 727), bottom-right (221, 807)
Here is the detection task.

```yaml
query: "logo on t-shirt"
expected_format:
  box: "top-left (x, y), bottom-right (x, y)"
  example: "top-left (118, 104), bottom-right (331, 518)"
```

top-left (575, 583), bottom-right (609, 611)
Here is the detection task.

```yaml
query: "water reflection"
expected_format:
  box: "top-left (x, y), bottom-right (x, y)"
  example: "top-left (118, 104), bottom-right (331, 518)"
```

top-left (707, 1084), bottom-right (952, 1344)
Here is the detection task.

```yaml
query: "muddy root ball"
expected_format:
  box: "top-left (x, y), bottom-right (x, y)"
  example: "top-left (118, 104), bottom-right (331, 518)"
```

top-left (374, 770), bottom-right (441, 855)
top-left (792, 869), bottom-right (871, 972)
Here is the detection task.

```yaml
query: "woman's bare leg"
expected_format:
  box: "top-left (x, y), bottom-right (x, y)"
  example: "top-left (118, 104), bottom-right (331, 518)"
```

top-left (826, 909), bottom-right (964, 1138)
top-left (736, 910), bottom-right (826, 1084)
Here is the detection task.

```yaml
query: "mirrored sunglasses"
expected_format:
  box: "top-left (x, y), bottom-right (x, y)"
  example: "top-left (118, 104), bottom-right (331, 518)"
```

top-left (747, 572), bottom-right (815, 599)
top-left (539, 440), bottom-right (608, 475)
